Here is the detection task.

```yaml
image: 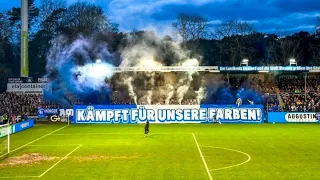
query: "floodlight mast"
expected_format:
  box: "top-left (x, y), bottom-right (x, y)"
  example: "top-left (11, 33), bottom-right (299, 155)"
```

top-left (21, 0), bottom-right (28, 77)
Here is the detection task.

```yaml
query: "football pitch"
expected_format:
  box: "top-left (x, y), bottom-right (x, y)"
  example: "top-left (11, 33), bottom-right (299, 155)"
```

top-left (0, 124), bottom-right (319, 180)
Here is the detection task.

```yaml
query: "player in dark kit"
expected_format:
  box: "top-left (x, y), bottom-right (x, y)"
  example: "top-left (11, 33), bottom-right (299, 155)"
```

top-left (144, 120), bottom-right (149, 137)
top-left (213, 114), bottom-right (221, 124)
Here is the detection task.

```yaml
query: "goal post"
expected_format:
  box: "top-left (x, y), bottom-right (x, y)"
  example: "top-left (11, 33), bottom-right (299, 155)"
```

top-left (50, 115), bottom-right (71, 126)
top-left (60, 115), bottom-right (72, 126)
top-left (0, 123), bottom-right (11, 156)
top-left (66, 115), bottom-right (70, 126)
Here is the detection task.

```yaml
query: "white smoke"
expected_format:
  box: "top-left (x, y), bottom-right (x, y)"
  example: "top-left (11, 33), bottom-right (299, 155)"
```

top-left (196, 86), bottom-right (207, 104)
top-left (146, 90), bottom-right (153, 104)
top-left (174, 58), bottom-right (201, 104)
top-left (176, 82), bottom-right (190, 104)
top-left (123, 76), bottom-right (137, 104)
top-left (165, 84), bottom-right (175, 105)
top-left (72, 61), bottom-right (114, 91)
top-left (116, 32), bottom-right (204, 105)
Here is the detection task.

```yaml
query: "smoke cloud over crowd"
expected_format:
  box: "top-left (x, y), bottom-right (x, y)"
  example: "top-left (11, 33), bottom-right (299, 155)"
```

top-left (44, 36), bottom-right (115, 105)
top-left (43, 32), bottom-right (264, 106)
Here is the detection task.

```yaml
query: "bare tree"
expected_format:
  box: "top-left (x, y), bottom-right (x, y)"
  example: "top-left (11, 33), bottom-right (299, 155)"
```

top-left (215, 21), bottom-right (237, 39)
top-left (214, 20), bottom-right (257, 65)
top-left (0, 12), bottom-right (12, 38)
top-left (310, 43), bottom-right (320, 65)
top-left (316, 16), bottom-right (320, 34)
top-left (218, 35), bottom-right (257, 66)
top-left (172, 14), bottom-right (208, 42)
top-left (268, 37), bottom-right (303, 65)
top-left (189, 15), bottom-right (208, 40)
top-left (214, 20), bottom-right (255, 40)
top-left (60, 1), bottom-right (116, 36)
top-left (0, 65), bottom-right (12, 90)
top-left (172, 14), bottom-right (190, 42)
top-left (237, 22), bottom-right (255, 36)
top-left (274, 28), bottom-right (294, 38)
top-left (39, 0), bottom-right (66, 20)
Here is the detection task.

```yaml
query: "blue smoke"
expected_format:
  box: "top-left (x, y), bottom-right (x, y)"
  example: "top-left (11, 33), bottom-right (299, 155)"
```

top-left (206, 82), bottom-right (265, 105)
top-left (43, 37), bottom-right (114, 106)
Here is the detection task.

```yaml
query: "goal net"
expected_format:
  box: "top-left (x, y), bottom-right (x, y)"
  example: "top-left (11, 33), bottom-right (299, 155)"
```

top-left (0, 123), bottom-right (10, 157)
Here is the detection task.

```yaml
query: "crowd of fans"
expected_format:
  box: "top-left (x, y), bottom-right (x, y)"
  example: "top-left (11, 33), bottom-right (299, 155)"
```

top-left (278, 76), bottom-right (320, 112)
top-left (0, 93), bottom-right (34, 124)
top-left (265, 94), bottom-right (280, 112)
top-left (1, 75), bottom-right (320, 123)
top-left (229, 76), bottom-right (276, 94)
top-left (278, 76), bottom-right (320, 93)
top-left (281, 93), bottom-right (320, 112)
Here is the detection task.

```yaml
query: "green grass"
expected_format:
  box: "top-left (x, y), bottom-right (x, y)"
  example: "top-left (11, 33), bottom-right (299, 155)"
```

top-left (0, 124), bottom-right (320, 180)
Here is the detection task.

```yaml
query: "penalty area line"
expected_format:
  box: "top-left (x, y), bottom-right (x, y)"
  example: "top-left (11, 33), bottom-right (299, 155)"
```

top-left (0, 125), bottom-right (68, 159)
top-left (192, 133), bottom-right (213, 180)
top-left (38, 144), bottom-right (82, 177)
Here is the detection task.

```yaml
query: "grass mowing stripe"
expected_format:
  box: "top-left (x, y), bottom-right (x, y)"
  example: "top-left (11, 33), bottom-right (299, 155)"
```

top-left (192, 133), bottom-right (213, 180)
top-left (39, 144), bottom-right (82, 177)
top-left (0, 125), bottom-right (68, 158)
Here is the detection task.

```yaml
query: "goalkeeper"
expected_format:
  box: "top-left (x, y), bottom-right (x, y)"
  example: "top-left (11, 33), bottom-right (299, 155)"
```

top-left (144, 120), bottom-right (149, 137)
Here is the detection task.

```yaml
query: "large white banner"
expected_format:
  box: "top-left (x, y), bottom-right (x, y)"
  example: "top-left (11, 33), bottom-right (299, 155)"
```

top-left (72, 104), bottom-right (264, 124)
top-left (6, 83), bottom-right (48, 93)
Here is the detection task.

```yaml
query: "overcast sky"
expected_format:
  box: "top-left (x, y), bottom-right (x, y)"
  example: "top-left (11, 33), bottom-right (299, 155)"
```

top-left (1, 0), bottom-right (319, 35)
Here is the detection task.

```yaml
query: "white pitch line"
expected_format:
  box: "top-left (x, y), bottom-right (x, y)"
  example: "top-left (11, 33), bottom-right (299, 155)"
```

top-left (38, 144), bottom-right (82, 177)
top-left (192, 133), bottom-right (212, 180)
top-left (51, 133), bottom-right (124, 135)
top-left (0, 125), bottom-right (68, 158)
top-left (51, 133), bottom-right (190, 135)
top-left (200, 145), bottom-right (251, 171)
top-left (0, 176), bottom-right (39, 179)
top-left (27, 144), bottom-right (81, 147)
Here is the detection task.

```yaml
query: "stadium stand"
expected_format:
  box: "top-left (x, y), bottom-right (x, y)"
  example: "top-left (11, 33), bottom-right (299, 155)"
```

top-left (2, 73), bottom-right (320, 122)
top-left (278, 75), bottom-right (320, 112)
top-left (0, 74), bottom-right (284, 123)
